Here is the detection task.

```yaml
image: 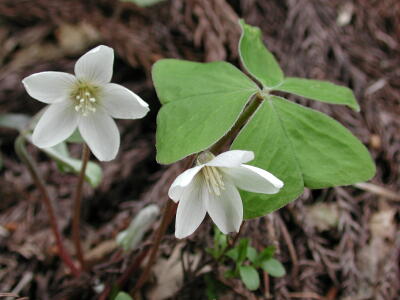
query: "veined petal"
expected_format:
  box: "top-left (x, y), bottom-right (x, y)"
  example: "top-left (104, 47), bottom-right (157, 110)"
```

top-left (205, 176), bottom-right (243, 234)
top-left (101, 83), bottom-right (150, 119)
top-left (32, 101), bottom-right (78, 148)
top-left (224, 164), bottom-right (284, 194)
top-left (78, 108), bottom-right (120, 161)
top-left (22, 71), bottom-right (76, 104)
top-left (168, 165), bottom-right (203, 202)
top-left (74, 45), bottom-right (114, 85)
top-left (206, 150), bottom-right (254, 168)
top-left (175, 175), bottom-right (207, 239)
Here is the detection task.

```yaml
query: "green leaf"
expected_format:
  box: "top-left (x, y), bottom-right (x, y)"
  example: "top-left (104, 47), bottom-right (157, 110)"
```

top-left (239, 265), bottom-right (260, 291)
top-left (239, 20), bottom-right (284, 88)
top-left (212, 227), bottom-right (228, 258)
top-left (271, 96), bottom-right (375, 188)
top-left (232, 96), bottom-right (375, 218)
top-left (115, 291), bottom-right (133, 300)
top-left (254, 246), bottom-right (275, 267)
top-left (157, 99), bottom-right (254, 164)
top-left (0, 113), bottom-right (31, 131)
top-left (153, 59), bottom-right (259, 164)
top-left (224, 269), bottom-right (236, 279)
top-left (261, 258), bottom-right (286, 277)
top-left (231, 98), bottom-right (304, 218)
top-left (275, 77), bottom-right (360, 111)
top-left (247, 246), bottom-right (258, 263)
top-left (41, 142), bottom-right (102, 187)
top-left (225, 247), bottom-right (239, 262)
top-left (152, 59), bottom-right (258, 105)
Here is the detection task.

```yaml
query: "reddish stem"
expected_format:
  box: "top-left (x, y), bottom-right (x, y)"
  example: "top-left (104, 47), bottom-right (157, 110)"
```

top-left (15, 136), bottom-right (80, 277)
top-left (98, 247), bottom-right (150, 300)
top-left (130, 200), bottom-right (178, 295)
top-left (72, 143), bottom-right (90, 270)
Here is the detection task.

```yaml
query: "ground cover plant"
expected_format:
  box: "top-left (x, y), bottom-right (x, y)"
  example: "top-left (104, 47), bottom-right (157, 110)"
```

top-left (0, 1), bottom-right (399, 299)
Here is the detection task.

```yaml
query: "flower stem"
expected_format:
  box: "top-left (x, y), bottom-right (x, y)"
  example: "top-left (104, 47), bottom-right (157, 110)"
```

top-left (14, 135), bottom-right (80, 277)
top-left (209, 92), bottom-right (264, 153)
top-left (129, 199), bottom-right (176, 295)
top-left (129, 157), bottom-right (196, 296)
top-left (98, 246), bottom-right (150, 300)
top-left (72, 143), bottom-right (90, 270)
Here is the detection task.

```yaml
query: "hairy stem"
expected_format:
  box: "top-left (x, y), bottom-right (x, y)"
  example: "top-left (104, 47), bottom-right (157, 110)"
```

top-left (72, 143), bottom-right (90, 270)
top-left (15, 135), bottom-right (80, 277)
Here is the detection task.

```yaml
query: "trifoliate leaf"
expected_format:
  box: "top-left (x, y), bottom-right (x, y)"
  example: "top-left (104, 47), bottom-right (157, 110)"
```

top-left (276, 77), bottom-right (360, 111)
top-left (153, 59), bottom-right (259, 164)
top-left (239, 20), bottom-right (284, 88)
top-left (232, 96), bottom-right (375, 218)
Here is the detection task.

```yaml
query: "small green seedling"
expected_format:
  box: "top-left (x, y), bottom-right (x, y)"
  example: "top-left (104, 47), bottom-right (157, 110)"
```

top-left (207, 228), bottom-right (285, 291)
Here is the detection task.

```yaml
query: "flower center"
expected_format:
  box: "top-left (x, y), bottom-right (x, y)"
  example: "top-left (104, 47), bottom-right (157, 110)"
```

top-left (202, 166), bottom-right (225, 196)
top-left (71, 83), bottom-right (99, 117)
top-left (197, 151), bottom-right (225, 195)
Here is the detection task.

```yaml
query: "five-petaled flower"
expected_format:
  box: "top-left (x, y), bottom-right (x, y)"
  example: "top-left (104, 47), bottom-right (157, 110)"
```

top-left (22, 45), bottom-right (149, 161)
top-left (169, 150), bottom-right (284, 238)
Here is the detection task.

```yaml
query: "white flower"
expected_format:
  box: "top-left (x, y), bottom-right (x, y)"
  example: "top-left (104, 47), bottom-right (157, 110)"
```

top-left (169, 150), bottom-right (284, 239)
top-left (22, 45), bottom-right (149, 161)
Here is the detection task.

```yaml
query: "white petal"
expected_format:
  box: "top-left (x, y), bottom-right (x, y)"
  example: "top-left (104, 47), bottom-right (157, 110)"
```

top-left (175, 175), bottom-right (207, 239)
top-left (168, 165), bottom-right (203, 202)
top-left (74, 45), bottom-right (114, 85)
top-left (206, 150), bottom-right (254, 168)
top-left (101, 83), bottom-right (149, 119)
top-left (78, 108), bottom-right (120, 161)
top-left (224, 164), bottom-right (284, 194)
top-left (22, 72), bottom-right (76, 104)
top-left (205, 177), bottom-right (243, 234)
top-left (32, 101), bottom-right (78, 148)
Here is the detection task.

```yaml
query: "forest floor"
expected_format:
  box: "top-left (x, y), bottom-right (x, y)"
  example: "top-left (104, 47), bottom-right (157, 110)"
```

top-left (0, 0), bottom-right (399, 299)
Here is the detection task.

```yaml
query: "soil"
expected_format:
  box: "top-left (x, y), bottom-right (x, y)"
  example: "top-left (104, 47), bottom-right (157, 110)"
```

top-left (0, 0), bottom-right (399, 299)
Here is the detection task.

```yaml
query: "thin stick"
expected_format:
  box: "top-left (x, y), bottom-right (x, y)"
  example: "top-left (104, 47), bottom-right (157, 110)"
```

top-left (72, 143), bottom-right (90, 270)
top-left (15, 136), bottom-right (80, 277)
top-left (354, 182), bottom-right (400, 201)
top-left (277, 215), bottom-right (299, 281)
top-left (288, 292), bottom-right (323, 299)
